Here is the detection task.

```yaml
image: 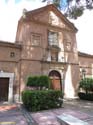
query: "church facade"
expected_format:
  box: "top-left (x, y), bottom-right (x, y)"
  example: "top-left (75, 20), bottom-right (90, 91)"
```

top-left (0, 4), bottom-right (93, 102)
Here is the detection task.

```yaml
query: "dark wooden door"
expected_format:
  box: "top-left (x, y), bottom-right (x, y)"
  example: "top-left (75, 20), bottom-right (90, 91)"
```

top-left (49, 70), bottom-right (62, 90)
top-left (51, 77), bottom-right (61, 90)
top-left (0, 78), bottom-right (9, 101)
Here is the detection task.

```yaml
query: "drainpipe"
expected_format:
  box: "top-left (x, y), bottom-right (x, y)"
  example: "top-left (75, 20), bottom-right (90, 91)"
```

top-left (61, 67), bottom-right (64, 97)
top-left (18, 48), bottom-right (22, 102)
top-left (19, 60), bottom-right (21, 102)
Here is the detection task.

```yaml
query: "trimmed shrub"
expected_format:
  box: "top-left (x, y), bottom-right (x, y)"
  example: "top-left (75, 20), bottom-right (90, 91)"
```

top-left (38, 75), bottom-right (50, 88)
top-left (26, 75), bottom-right (50, 90)
top-left (27, 76), bottom-right (39, 87)
top-left (78, 78), bottom-right (93, 101)
top-left (22, 90), bottom-right (63, 111)
top-left (79, 78), bottom-right (93, 94)
top-left (78, 92), bottom-right (93, 101)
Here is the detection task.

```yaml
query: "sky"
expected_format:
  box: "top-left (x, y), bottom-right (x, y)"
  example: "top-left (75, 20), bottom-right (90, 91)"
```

top-left (0, 0), bottom-right (93, 54)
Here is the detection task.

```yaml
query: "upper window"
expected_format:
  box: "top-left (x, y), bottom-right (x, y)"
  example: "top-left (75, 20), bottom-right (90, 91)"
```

top-left (66, 42), bottom-right (71, 51)
top-left (10, 52), bottom-right (15, 58)
top-left (51, 52), bottom-right (58, 62)
top-left (31, 34), bottom-right (41, 46)
top-left (48, 31), bottom-right (58, 46)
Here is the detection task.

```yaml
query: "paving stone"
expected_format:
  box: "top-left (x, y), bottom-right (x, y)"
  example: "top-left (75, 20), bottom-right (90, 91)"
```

top-left (31, 99), bottom-right (93, 125)
top-left (0, 104), bottom-right (28, 125)
top-left (87, 120), bottom-right (93, 125)
top-left (0, 115), bottom-right (27, 125)
top-left (1, 99), bottom-right (93, 125)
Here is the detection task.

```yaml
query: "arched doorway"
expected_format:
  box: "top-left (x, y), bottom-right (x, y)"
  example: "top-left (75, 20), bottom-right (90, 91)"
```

top-left (49, 70), bottom-right (62, 90)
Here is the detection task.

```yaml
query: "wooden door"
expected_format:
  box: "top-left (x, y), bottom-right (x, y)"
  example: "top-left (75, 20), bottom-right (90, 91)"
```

top-left (49, 70), bottom-right (62, 90)
top-left (0, 78), bottom-right (9, 101)
top-left (51, 77), bottom-right (61, 90)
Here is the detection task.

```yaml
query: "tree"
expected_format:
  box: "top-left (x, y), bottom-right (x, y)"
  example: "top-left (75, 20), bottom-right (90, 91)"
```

top-left (42, 0), bottom-right (93, 19)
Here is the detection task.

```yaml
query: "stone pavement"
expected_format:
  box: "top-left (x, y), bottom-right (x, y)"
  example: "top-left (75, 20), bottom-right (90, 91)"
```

top-left (0, 103), bottom-right (28, 125)
top-left (31, 99), bottom-right (93, 125)
top-left (0, 99), bottom-right (93, 125)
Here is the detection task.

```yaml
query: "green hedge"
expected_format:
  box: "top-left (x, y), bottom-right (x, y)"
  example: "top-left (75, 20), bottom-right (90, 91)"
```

top-left (78, 92), bottom-right (93, 101)
top-left (79, 78), bottom-right (93, 94)
top-left (26, 75), bottom-right (50, 89)
top-left (22, 90), bottom-right (63, 111)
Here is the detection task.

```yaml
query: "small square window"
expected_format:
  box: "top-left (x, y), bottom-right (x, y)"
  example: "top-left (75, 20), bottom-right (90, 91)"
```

top-left (66, 42), bottom-right (71, 51)
top-left (10, 52), bottom-right (15, 57)
top-left (31, 34), bottom-right (41, 46)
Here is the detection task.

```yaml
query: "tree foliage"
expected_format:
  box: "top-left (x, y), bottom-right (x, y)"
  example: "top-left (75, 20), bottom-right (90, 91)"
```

top-left (79, 78), bottom-right (93, 94)
top-left (42, 0), bottom-right (93, 19)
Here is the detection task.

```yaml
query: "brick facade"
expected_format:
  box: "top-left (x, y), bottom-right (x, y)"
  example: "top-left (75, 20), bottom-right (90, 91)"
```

top-left (0, 4), bottom-right (92, 102)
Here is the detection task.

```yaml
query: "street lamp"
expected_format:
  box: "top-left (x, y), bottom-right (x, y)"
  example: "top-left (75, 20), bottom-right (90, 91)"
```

top-left (82, 68), bottom-right (86, 79)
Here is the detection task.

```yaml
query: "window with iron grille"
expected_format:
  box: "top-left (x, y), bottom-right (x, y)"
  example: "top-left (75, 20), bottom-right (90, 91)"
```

top-left (48, 31), bottom-right (58, 46)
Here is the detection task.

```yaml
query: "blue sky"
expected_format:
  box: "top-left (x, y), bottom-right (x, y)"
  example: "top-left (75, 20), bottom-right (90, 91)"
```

top-left (0, 0), bottom-right (93, 54)
top-left (5, 0), bottom-right (29, 3)
top-left (4, 0), bottom-right (39, 4)
top-left (4, 0), bottom-right (67, 5)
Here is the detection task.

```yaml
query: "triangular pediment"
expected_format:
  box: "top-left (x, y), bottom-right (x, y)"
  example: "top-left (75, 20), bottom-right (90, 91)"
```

top-left (26, 4), bottom-right (77, 32)
top-left (49, 11), bottom-right (66, 28)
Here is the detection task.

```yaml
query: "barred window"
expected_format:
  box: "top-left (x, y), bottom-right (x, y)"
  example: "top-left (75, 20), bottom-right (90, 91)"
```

top-left (48, 31), bottom-right (58, 46)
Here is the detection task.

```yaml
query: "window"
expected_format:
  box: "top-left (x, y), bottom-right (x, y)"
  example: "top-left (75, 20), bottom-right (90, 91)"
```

top-left (48, 31), bottom-right (58, 46)
top-left (66, 42), bottom-right (71, 51)
top-left (10, 52), bottom-right (15, 57)
top-left (31, 34), bottom-right (41, 46)
top-left (51, 52), bottom-right (58, 62)
top-left (61, 56), bottom-right (65, 62)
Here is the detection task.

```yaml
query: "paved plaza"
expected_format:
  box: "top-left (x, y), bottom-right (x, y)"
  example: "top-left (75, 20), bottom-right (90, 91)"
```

top-left (0, 99), bottom-right (93, 125)
top-left (0, 103), bottom-right (28, 125)
top-left (31, 99), bottom-right (93, 125)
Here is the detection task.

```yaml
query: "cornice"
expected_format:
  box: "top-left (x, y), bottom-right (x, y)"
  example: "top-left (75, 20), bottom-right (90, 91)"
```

top-left (78, 51), bottom-right (93, 58)
top-left (0, 41), bottom-right (22, 49)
